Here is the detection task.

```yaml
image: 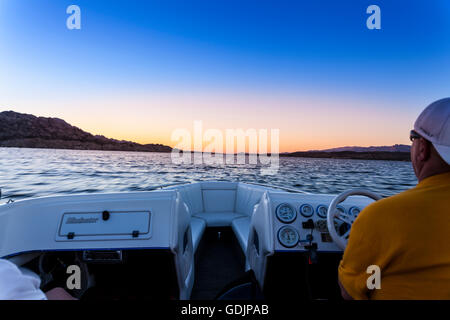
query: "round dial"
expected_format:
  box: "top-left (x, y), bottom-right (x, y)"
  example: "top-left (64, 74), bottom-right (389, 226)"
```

top-left (316, 205), bottom-right (328, 218)
top-left (349, 206), bottom-right (361, 216)
top-left (277, 226), bottom-right (299, 248)
top-left (276, 203), bottom-right (296, 223)
top-left (299, 204), bottom-right (314, 217)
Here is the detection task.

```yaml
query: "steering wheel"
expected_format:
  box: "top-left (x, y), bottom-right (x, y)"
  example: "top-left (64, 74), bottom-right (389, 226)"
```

top-left (327, 188), bottom-right (382, 250)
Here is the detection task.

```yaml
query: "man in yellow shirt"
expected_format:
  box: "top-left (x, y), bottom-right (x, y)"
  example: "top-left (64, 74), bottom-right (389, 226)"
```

top-left (338, 98), bottom-right (450, 300)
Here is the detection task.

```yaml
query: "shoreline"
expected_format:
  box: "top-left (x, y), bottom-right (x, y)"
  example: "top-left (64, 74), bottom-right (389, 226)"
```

top-left (0, 146), bottom-right (411, 162)
top-left (280, 151), bottom-right (411, 162)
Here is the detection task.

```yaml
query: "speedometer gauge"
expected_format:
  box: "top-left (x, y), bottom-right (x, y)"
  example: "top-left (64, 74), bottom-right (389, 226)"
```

top-left (349, 206), bottom-right (361, 216)
top-left (275, 203), bottom-right (296, 223)
top-left (277, 226), bottom-right (299, 248)
top-left (299, 204), bottom-right (314, 217)
top-left (316, 205), bottom-right (328, 218)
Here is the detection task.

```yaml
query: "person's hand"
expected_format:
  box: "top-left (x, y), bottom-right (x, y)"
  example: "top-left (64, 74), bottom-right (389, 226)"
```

top-left (45, 287), bottom-right (78, 300)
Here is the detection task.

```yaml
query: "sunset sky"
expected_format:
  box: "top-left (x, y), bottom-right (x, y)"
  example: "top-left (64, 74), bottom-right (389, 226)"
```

top-left (1, 0), bottom-right (449, 152)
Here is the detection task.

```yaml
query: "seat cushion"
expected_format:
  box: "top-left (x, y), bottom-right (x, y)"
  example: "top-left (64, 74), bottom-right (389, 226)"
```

top-left (193, 212), bottom-right (247, 227)
top-left (190, 217), bottom-right (206, 252)
top-left (177, 184), bottom-right (204, 215)
top-left (231, 217), bottom-right (251, 253)
top-left (202, 190), bottom-right (236, 212)
top-left (235, 184), bottom-right (266, 216)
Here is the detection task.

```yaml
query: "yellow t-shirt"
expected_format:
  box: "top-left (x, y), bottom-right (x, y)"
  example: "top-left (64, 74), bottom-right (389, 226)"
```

top-left (338, 172), bottom-right (450, 300)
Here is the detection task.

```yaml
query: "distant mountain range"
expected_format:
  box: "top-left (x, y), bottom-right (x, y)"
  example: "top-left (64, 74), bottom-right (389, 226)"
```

top-left (282, 150), bottom-right (410, 161)
top-left (282, 144), bottom-right (411, 161)
top-left (308, 145), bottom-right (410, 153)
top-left (0, 111), bottom-right (172, 152)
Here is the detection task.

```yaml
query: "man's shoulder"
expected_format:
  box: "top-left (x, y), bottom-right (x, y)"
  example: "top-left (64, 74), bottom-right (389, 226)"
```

top-left (373, 188), bottom-right (416, 207)
top-left (356, 188), bottom-right (417, 224)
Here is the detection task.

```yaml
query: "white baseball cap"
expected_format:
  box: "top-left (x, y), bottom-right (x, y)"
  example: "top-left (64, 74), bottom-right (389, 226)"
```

top-left (414, 98), bottom-right (450, 165)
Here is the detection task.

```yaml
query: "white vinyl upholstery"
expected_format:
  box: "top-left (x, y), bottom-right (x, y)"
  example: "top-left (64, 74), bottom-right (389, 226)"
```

top-left (202, 190), bottom-right (236, 212)
top-left (173, 182), bottom-right (269, 255)
top-left (235, 184), bottom-right (266, 217)
top-left (170, 195), bottom-right (195, 300)
top-left (193, 212), bottom-right (246, 227)
top-left (246, 192), bottom-right (274, 289)
top-left (190, 217), bottom-right (206, 252)
top-left (232, 184), bottom-right (266, 252)
top-left (231, 217), bottom-right (251, 252)
top-left (177, 184), bottom-right (204, 215)
top-left (172, 184), bottom-right (206, 252)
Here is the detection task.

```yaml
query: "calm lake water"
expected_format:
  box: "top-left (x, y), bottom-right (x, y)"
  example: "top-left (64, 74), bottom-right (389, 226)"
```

top-left (0, 148), bottom-right (417, 202)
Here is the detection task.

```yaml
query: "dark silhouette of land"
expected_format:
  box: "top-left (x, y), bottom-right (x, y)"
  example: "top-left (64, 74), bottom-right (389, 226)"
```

top-left (281, 151), bottom-right (410, 161)
top-left (0, 110), bottom-right (410, 161)
top-left (0, 111), bottom-right (171, 152)
top-left (308, 144), bottom-right (410, 153)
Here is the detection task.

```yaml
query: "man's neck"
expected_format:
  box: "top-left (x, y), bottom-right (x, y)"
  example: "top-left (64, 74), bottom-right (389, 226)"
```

top-left (418, 167), bottom-right (450, 182)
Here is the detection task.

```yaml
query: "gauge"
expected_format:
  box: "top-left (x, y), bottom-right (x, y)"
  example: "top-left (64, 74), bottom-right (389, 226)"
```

top-left (299, 204), bottom-right (314, 217)
top-left (275, 203), bottom-right (297, 223)
top-left (277, 226), bottom-right (299, 248)
top-left (316, 205), bottom-right (328, 218)
top-left (348, 206), bottom-right (361, 216)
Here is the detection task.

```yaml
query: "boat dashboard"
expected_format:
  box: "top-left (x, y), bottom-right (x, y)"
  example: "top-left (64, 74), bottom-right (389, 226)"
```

top-left (244, 191), bottom-right (377, 300)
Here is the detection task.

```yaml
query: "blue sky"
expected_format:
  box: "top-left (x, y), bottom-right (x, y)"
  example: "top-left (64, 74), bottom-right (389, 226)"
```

top-left (0, 0), bottom-right (449, 151)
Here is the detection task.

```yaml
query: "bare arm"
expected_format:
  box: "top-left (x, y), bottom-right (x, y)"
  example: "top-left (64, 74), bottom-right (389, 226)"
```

top-left (338, 280), bottom-right (353, 300)
top-left (45, 287), bottom-right (77, 300)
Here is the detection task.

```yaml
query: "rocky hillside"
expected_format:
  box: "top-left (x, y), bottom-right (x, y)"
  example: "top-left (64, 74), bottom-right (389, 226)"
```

top-left (0, 111), bottom-right (172, 152)
top-left (314, 144), bottom-right (410, 153)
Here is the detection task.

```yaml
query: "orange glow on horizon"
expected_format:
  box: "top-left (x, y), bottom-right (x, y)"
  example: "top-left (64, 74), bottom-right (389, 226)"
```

top-left (4, 89), bottom-right (416, 153)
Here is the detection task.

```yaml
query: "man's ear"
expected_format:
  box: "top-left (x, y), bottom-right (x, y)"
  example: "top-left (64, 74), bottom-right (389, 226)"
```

top-left (419, 138), bottom-right (431, 161)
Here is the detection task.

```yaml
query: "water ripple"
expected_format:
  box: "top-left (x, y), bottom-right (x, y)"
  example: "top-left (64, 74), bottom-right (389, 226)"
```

top-left (0, 148), bottom-right (417, 201)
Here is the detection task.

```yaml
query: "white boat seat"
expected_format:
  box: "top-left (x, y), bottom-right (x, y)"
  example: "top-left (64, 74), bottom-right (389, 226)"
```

top-left (173, 182), bottom-right (269, 256)
top-left (190, 217), bottom-right (206, 252)
top-left (231, 217), bottom-right (251, 252)
top-left (193, 212), bottom-right (247, 227)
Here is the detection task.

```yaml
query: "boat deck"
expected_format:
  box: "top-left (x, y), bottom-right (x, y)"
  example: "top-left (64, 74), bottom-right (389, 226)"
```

top-left (191, 228), bottom-right (246, 300)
